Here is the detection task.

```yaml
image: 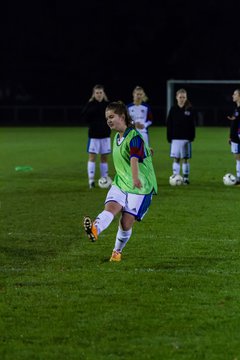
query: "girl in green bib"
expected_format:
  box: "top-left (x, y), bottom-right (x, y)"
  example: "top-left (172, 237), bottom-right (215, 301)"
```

top-left (84, 101), bottom-right (157, 262)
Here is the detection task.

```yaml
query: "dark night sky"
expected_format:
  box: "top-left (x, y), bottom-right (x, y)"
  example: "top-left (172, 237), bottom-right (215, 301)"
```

top-left (1, 0), bottom-right (240, 106)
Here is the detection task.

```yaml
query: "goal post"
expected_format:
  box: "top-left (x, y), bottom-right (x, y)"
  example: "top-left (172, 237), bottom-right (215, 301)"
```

top-left (166, 79), bottom-right (240, 125)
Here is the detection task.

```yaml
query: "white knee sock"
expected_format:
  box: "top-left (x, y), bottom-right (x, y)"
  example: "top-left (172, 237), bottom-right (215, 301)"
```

top-left (88, 161), bottom-right (95, 183)
top-left (173, 162), bottom-right (180, 175)
top-left (236, 160), bottom-right (240, 179)
top-left (94, 210), bottom-right (114, 235)
top-left (182, 163), bottom-right (190, 177)
top-left (100, 162), bottom-right (108, 177)
top-left (113, 226), bottom-right (132, 253)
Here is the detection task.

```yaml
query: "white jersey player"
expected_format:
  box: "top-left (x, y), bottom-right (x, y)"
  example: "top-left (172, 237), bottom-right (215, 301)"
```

top-left (127, 86), bottom-right (153, 145)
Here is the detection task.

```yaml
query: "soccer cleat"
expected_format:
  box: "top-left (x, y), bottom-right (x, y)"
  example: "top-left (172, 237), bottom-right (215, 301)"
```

top-left (109, 250), bottom-right (122, 262)
top-left (235, 177), bottom-right (240, 185)
top-left (83, 216), bottom-right (98, 242)
top-left (89, 181), bottom-right (95, 189)
top-left (183, 178), bottom-right (190, 185)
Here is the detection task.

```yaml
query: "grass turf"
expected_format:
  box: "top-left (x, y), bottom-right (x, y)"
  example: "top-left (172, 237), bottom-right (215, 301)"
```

top-left (1, 126), bottom-right (240, 360)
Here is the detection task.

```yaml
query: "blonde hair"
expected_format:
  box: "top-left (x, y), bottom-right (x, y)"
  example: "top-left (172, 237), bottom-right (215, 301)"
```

top-left (176, 88), bottom-right (192, 109)
top-left (176, 88), bottom-right (187, 97)
top-left (133, 85), bottom-right (148, 102)
top-left (89, 84), bottom-right (109, 102)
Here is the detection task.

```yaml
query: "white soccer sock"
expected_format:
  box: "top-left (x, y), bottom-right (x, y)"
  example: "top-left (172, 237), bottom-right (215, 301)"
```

top-left (100, 162), bottom-right (108, 177)
top-left (236, 160), bottom-right (240, 179)
top-left (94, 210), bottom-right (114, 235)
top-left (113, 226), bottom-right (132, 253)
top-left (173, 162), bottom-right (180, 175)
top-left (182, 163), bottom-right (190, 177)
top-left (88, 161), bottom-right (95, 183)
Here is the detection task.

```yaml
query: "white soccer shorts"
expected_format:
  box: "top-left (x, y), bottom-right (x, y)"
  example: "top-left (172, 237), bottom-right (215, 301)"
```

top-left (105, 185), bottom-right (153, 221)
top-left (170, 139), bottom-right (192, 159)
top-left (231, 141), bottom-right (240, 154)
top-left (87, 137), bottom-right (111, 154)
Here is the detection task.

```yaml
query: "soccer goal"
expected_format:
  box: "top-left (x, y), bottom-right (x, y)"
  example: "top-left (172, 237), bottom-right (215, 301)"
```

top-left (166, 79), bottom-right (240, 125)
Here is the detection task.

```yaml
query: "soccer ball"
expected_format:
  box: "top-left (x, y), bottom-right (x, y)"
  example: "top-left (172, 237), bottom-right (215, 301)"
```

top-left (98, 176), bottom-right (112, 189)
top-left (169, 174), bottom-right (183, 186)
top-left (223, 173), bottom-right (236, 186)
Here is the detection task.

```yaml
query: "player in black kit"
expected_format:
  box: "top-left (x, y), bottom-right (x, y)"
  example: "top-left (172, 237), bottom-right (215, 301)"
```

top-left (166, 88), bottom-right (196, 185)
top-left (227, 88), bottom-right (240, 184)
top-left (81, 84), bottom-right (111, 188)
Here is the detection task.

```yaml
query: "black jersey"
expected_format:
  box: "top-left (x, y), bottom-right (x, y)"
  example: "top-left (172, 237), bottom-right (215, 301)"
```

top-left (166, 105), bottom-right (196, 143)
top-left (81, 99), bottom-right (111, 139)
top-left (229, 105), bottom-right (240, 144)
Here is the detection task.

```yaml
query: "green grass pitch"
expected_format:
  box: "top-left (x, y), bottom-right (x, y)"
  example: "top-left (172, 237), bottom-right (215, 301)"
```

top-left (1, 126), bottom-right (240, 360)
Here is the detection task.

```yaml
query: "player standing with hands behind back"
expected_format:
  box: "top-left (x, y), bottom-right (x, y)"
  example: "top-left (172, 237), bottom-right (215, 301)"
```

top-left (81, 84), bottom-right (111, 188)
top-left (227, 88), bottom-right (240, 184)
top-left (83, 101), bottom-right (157, 262)
top-left (166, 88), bottom-right (196, 185)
